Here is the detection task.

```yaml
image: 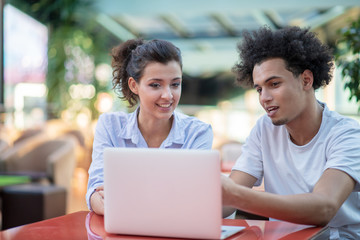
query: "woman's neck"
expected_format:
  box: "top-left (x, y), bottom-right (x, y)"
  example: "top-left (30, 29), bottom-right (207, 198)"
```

top-left (137, 113), bottom-right (173, 148)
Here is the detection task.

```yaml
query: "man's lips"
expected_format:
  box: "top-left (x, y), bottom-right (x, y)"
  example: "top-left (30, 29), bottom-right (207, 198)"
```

top-left (265, 106), bottom-right (279, 117)
top-left (266, 106), bottom-right (278, 112)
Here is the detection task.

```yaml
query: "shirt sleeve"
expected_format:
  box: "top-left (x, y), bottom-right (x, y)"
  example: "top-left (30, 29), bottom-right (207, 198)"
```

top-left (191, 123), bottom-right (213, 150)
top-left (86, 114), bottom-right (115, 210)
top-left (232, 118), bottom-right (264, 186)
top-left (325, 122), bottom-right (360, 192)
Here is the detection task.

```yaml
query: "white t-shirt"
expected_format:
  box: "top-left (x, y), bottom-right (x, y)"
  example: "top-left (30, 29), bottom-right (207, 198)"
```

top-left (232, 102), bottom-right (360, 239)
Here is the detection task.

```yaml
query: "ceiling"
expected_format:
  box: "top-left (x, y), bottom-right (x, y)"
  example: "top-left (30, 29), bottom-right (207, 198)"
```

top-left (92, 0), bottom-right (360, 76)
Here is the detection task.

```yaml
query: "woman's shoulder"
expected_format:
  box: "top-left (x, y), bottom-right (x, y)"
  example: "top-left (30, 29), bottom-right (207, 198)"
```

top-left (98, 111), bottom-right (136, 127)
top-left (100, 111), bottom-right (129, 118)
top-left (174, 110), bottom-right (211, 129)
top-left (99, 111), bottom-right (127, 120)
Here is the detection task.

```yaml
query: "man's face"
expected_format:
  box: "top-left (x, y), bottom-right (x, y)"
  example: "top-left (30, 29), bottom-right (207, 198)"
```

top-left (253, 58), bottom-right (307, 126)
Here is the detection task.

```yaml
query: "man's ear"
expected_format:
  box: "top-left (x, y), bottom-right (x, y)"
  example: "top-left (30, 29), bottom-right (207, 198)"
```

top-left (128, 77), bottom-right (139, 94)
top-left (301, 70), bottom-right (314, 90)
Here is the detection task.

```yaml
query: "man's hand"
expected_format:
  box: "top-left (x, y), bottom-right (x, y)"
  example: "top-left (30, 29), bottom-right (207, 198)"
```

top-left (221, 175), bottom-right (239, 218)
top-left (221, 175), bottom-right (237, 206)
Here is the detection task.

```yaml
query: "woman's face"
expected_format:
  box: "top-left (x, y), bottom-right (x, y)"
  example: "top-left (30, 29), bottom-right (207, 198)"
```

top-left (129, 60), bottom-right (182, 122)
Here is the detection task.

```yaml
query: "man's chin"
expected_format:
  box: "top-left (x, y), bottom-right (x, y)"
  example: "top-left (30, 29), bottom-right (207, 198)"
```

top-left (271, 118), bottom-right (287, 126)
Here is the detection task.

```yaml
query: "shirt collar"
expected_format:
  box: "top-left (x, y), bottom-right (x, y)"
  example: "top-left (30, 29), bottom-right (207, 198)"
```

top-left (162, 110), bottom-right (186, 147)
top-left (120, 107), bottom-right (142, 145)
top-left (119, 107), bottom-right (186, 147)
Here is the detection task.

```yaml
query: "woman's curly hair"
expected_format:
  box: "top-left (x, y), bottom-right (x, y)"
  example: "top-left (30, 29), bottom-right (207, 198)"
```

top-left (111, 39), bottom-right (182, 107)
top-left (232, 26), bottom-right (334, 89)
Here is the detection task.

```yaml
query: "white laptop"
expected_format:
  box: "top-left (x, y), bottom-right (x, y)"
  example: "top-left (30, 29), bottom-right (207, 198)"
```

top-left (103, 148), bottom-right (245, 239)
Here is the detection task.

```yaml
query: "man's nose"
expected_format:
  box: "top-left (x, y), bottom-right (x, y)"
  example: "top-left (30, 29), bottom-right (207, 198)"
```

top-left (260, 88), bottom-right (272, 104)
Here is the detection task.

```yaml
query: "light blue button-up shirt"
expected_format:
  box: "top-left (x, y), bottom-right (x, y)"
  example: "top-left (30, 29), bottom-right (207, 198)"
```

top-left (86, 108), bottom-right (213, 209)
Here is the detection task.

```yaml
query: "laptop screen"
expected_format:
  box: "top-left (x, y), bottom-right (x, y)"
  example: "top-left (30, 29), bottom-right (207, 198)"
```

top-left (104, 148), bottom-right (223, 239)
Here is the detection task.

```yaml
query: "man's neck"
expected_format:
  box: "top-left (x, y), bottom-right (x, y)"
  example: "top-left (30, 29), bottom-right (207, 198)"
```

top-left (286, 100), bottom-right (324, 146)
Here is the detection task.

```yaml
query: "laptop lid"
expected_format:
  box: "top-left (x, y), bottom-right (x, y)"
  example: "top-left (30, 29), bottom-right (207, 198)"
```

top-left (104, 148), bottom-right (226, 239)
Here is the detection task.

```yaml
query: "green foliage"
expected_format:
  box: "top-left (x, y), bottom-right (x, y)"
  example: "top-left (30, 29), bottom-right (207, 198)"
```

top-left (7, 0), bottom-right (91, 27)
top-left (47, 27), bottom-right (94, 117)
top-left (7, 0), bottom-right (116, 119)
top-left (335, 17), bottom-right (360, 111)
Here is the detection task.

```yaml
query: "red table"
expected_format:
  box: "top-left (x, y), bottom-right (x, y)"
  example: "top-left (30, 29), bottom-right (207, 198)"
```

top-left (0, 211), bottom-right (328, 240)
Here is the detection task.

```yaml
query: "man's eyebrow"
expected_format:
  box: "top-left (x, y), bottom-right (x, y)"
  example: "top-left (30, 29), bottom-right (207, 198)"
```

top-left (253, 76), bottom-right (280, 89)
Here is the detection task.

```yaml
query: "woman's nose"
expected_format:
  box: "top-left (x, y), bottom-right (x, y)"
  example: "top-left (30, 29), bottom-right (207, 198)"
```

top-left (161, 87), bottom-right (173, 99)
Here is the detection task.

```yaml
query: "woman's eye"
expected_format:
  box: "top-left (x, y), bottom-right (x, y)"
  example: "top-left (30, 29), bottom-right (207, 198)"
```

top-left (150, 83), bottom-right (160, 88)
top-left (256, 88), bottom-right (262, 93)
top-left (172, 82), bottom-right (181, 87)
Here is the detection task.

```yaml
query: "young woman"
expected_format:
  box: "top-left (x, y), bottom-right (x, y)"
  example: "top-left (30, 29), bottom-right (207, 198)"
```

top-left (86, 39), bottom-right (213, 215)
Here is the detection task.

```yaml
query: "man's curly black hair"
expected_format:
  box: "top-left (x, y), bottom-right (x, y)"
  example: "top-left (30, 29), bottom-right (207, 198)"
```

top-left (232, 26), bottom-right (334, 90)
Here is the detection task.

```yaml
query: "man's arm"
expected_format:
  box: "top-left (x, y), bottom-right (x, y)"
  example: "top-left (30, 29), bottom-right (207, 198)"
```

top-left (222, 171), bottom-right (257, 218)
top-left (222, 168), bottom-right (355, 226)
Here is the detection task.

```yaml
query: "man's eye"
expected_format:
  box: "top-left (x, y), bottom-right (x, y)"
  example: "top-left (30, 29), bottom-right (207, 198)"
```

top-left (272, 82), bottom-right (279, 87)
top-left (172, 82), bottom-right (180, 87)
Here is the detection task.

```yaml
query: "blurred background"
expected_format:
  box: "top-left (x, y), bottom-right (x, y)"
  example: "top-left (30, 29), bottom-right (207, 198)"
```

top-left (0, 0), bottom-right (360, 221)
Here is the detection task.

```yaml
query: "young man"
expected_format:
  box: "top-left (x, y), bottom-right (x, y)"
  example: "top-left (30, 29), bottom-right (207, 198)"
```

top-left (222, 26), bottom-right (360, 239)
